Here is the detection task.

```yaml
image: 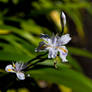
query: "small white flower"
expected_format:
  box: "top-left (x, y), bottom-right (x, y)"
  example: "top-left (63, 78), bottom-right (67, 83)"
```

top-left (5, 62), bottom-right (26, 80)
top-left (36, 34), bottom-right (71, 62)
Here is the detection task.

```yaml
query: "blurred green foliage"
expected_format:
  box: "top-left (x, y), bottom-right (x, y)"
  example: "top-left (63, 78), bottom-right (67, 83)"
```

top-left (7, 88), bottom-right (30, 92)
top-left (0, 0), bottom-right (92, 92)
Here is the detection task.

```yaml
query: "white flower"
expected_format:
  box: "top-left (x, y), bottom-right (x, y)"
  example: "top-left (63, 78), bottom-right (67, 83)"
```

top-left (35, 34), bottom-right (71, 62)
top-left (5, 62), bottom-right (26, 80)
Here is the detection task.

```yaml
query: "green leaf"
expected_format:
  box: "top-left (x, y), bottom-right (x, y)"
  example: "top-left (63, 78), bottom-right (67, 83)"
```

top-left (37, 59), bottom-right (70, 69)
top-left (68, 47), bottom-right (92, 59)
top-left (67, 55), bottom-right (83, 72)
top-left (28, 68), bottom-right (92, 92)
top-left (0, 24), bottom-right (40, 45)
top-left (0, 51), bottom-right (31, 62)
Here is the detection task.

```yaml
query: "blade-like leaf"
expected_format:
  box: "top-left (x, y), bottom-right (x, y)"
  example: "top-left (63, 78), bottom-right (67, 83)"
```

top-left (68, 47), bottom-right (92, 59)
top-left (28, 68), bottom-right (92, 92)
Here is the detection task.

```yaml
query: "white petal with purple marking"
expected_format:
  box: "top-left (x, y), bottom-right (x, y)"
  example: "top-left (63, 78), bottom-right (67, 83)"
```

top-left (16, 72), bottom-right (25, 80)
top-left (48, 48), bottom-right (58, 58)
top-left (5, 64), bottom-right (15, 73)
top-left (58, 46), bottom-right (68, 62)
top-left (59, 34), bottom-right (71, 45)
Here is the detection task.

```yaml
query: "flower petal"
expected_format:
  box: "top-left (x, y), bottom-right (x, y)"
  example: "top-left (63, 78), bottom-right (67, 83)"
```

top-left (16, 72), bottom-right (25, 80)
top-left (58, 46), bottom-right (68, 62)
top-left (5, 65), bottom-right (15, 73)
top-left (59, 34), bottom-right (71, 45)
top-left (51, 34), bottom-right (58, 46)
top-left (35, 41), bottom-right (47, 52)
top-left (48, 48), bottom-right (58, 58)
top-left (15, 62), bottom-right (24, 72)
top-left (40, 33), bottom-right (49, 39)
top-left (40, 34), bottom-right (51, 44)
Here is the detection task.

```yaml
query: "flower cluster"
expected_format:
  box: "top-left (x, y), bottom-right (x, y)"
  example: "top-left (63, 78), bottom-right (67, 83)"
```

top-left (5, 12), bottom-right (71, 80)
